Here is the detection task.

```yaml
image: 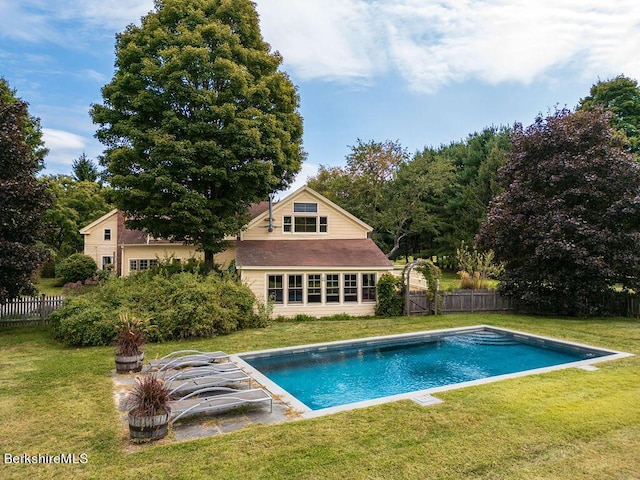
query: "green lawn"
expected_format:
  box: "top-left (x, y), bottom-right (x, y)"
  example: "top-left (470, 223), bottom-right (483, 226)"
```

top-left (33, 278), bottom-right (63, 297)
top-left (1, 314), bottom-right (639, 479)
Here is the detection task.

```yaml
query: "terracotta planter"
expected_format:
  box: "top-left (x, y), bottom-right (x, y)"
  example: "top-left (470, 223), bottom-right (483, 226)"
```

top-left (128, 410), bottom-right (170, 441)
top-left (115, 352), bottom-right (144, 373)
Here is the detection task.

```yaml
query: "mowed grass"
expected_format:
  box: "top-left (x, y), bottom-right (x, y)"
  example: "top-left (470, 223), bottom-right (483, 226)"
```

top-left (1, 314), bottom-right (639, 479)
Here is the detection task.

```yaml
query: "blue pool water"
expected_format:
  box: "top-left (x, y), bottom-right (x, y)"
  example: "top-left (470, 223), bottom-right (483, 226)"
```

top-left (241, 329), bottom-right (611, 410)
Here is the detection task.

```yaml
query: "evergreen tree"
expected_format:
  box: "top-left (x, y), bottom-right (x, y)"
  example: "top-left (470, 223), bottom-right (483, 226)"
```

top-left (71, 153), bottom-right (100, 183)
top-left (91, 0), bottom-right (304, 271)
top-left (0, 78), bottom-right (51, 302)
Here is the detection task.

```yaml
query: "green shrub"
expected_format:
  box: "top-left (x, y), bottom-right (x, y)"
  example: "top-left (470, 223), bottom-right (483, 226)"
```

top-left (375, 273), bottom-right (405, 316)
top-left (50, 271), bottom-right (264, 347)
top-left (55, 253), bottom-right (98, 285)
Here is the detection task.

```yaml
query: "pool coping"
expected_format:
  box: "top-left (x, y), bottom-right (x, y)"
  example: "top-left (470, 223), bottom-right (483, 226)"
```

top-left (231, 325), bottom-right (633, 419)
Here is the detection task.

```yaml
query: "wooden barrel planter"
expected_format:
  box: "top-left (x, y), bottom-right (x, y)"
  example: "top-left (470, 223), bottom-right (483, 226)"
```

top-left (128, 410), bottom-right (171, 441)
top-left (115, 352), bottom-right (144, 373)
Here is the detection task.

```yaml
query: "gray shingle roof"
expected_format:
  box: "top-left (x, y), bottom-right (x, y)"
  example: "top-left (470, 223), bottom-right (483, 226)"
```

top-left (236, 239), bottom-right (392, 268)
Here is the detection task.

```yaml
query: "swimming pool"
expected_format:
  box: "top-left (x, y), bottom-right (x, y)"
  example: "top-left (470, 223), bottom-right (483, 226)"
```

top-left (234, 325), bottom-right (631, 417)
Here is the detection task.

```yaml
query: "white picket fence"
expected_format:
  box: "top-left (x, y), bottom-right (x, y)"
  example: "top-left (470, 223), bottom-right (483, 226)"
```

top-left (0, 295), bottom-right (65, 326)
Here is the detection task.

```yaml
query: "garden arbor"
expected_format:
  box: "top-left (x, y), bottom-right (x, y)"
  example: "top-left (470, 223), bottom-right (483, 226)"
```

top-left (402, 260), bottom-right (440, 315)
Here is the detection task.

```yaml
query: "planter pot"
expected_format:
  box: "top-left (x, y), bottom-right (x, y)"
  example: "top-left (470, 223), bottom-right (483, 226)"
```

top-left (115, 352), bottom-right (144, 373)
top-left (128, 409), bottom-right (170, 441)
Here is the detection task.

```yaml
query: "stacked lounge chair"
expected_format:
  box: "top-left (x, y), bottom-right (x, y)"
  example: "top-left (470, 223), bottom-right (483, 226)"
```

top-left (138, 349), bottom-right (274, 424)
top-left (170, 387), bottom-right (273, 424)
top-left (165, 370), bottom-right (253, 396)
top-left (146, 350), bottom-right (230, 370)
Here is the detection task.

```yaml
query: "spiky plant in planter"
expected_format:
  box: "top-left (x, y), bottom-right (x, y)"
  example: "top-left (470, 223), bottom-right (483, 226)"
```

top-left (114, 312), bottom-right (149, 373)
top-left (126, 373), bottom-right (172, 441)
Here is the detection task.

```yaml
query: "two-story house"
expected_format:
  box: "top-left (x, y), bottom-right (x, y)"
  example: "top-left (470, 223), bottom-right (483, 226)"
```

top-left (80, 186), bottom-right (393, 317)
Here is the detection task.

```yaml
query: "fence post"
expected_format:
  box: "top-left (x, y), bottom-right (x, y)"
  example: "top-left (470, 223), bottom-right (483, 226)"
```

top-left (39, 294), bottom-right (45, 324)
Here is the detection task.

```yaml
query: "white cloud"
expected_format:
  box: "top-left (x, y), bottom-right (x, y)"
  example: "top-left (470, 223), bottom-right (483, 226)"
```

top-left (257, 0), bottom-right (386, 82)
top-left (256, 0), bottom-right (640, 93)
top-left (41, 128), bottom-right (87, 173)
top-left (42, 128), bottom-right (85, 151)
top-left (0, 0), bottom-right (153, 45)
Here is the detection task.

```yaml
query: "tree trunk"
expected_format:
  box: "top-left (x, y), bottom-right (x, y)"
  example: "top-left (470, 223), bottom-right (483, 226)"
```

top-left (386, 231), bottom-right (407, 259)
top-left (204, 250), bottom-right (215, 274)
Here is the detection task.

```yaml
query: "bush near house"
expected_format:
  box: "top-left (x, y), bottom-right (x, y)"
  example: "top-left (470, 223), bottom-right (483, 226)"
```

top-left (55, 253), bottom-right (98, 285)
top-left (50, 271), bottom-right (269, 347)
top-left (375, 273), bottom-right (405, 316)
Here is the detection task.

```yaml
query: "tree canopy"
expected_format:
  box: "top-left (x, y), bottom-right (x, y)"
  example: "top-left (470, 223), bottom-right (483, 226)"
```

top-left (91, 0), bottom-right (304, 271)
top-left (478, 107), bottom-right (640, 316)
top-left (0, 78), bottom-right (51, 302)
top-left (578, 75), bottom-right (640, 155)
top-left (41, 175), bottom-right (113, 258)
top-left (308, 129), bottom-right (510, 261)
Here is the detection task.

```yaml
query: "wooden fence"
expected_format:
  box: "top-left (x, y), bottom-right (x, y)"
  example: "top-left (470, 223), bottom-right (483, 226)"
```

top-left (438, 289), bottom-right (514, 313)
top-left (407, 289), bottom-right (513, 315)
top-left (0, 295), bottom-right (65, 326)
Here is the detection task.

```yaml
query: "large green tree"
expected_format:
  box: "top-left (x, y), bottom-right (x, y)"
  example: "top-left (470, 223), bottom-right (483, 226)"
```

top-left (91, 0), bottom-right (304, 271)
top-left (0, 78), bottom-right (51, 302)
top-left (478, 107), bottom-right (640, 316)
top-left (308, 139), bottom-right (407, 255)
top-left (42, 175), bottom-right (113, 257)
top-left (578, 75), bottom-right (640, 155)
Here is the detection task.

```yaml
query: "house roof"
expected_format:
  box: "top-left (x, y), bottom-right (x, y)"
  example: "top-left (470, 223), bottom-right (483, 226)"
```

top-left (236, 239), bottom-right (393, 268)
top-left (80, 203), bottom-right (270, 242)
top-left (79, 209), bottom-right (118, 234)
top-left (120, 229), bottom-right (176, 245)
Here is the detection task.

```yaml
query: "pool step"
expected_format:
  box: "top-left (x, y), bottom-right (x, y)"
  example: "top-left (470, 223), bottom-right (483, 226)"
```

top-left (463, 331), bottom-right (519, 346)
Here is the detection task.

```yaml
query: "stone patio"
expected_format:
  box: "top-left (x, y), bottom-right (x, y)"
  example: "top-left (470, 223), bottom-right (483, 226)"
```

top-left (112, 366), bottom-right (300, 443)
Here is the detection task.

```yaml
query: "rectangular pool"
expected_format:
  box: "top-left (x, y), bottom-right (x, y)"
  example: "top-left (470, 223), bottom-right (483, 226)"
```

top-left (234, 325), bottom-right (632, 417)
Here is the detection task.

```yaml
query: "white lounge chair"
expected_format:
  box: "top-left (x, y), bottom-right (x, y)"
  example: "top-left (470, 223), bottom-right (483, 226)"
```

top-left (146, 350), bottom-right (230, 370)
top-left (165, 371), bottom-right (253, 396)
top-left (161, 363), bottom-right (242, 380)
top-left (170, 387), bottom-right (273, 424)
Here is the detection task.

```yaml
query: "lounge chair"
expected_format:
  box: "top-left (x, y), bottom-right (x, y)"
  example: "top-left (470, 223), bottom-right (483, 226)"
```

top-left (162, 363), bottom-right (242, 380)
top-left (170, 387), bottom-right (273, 424)
top-left (165, 371), bottom-right (253, 396)
top-left (148, 360), bottom-right (241, 374)
top-left (146, 350), bottom-right (230, 370)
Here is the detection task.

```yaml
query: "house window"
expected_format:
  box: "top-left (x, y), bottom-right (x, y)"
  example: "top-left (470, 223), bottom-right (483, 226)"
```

top-left (101, 256), bottom-right (113, 270)
top-left (319, 217), bottom-right (328, 233)
top-left (293, 202), bottom-right (317, 213)
top-left (288, 275), bottom-right (303, 303)
top-left (326, 274), bottom-right (340, 303)
top-left (268, 275), bottom-right (284, 304)
top-left (362, 273), bottom-right (377, 302)
top-left (307, 274), bottom-right (322, 303)
top-left (294, 217), bottom-right (317, 233)
top-left (104, 229), bottom-right (111, 241)
top-left (283, 216), bottom-right (292, 233)
top-left (130, 259), bottom-right (156, 272)
top-left (344, 274), bottom-right (358, 302)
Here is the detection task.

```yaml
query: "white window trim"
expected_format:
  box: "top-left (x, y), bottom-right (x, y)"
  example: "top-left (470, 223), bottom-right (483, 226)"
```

top-left (264, 272), bottom-right (380, 306)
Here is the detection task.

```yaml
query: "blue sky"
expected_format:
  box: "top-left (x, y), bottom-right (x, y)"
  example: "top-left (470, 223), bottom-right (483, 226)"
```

top-left (1, 0), bottom-right (639, 193)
